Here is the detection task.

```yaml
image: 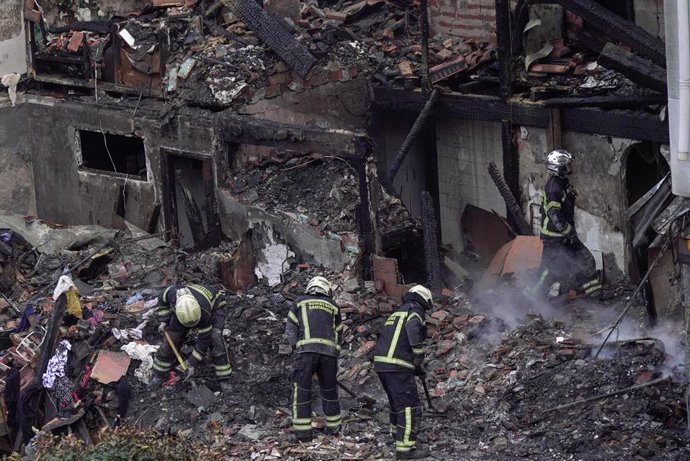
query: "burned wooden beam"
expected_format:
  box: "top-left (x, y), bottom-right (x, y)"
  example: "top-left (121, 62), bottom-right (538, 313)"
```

top-left (176, 170), bottom-right (206, 246)
top-left (542, 94), bottom-right (667, 109)
top-left (219, 115), bottom-right (371, 157)
top-left (487, 162), bottom-right (532, 236)
top-left (374, 87), bottom-right (669, 143)
top-left (421, 191), bottom-right (442, 294)
top-left (495, 0), bottom-right (513, 98)
top-left (387, 89), bottom-right (439, 185)
top-left (419, 0), bottom-right (432, 95)
top-left (554, 0), bottom-right (665, 66)
top-left (501, 120), bottom-right (520, 214)
top-left (235, 0), bottom-right (316, 78)
top-left (597, 42), bottom-right (667, 94)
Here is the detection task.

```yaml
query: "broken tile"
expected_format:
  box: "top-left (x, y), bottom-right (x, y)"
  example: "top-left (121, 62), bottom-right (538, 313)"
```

top-left (91, 351), bottom-right (131, 384)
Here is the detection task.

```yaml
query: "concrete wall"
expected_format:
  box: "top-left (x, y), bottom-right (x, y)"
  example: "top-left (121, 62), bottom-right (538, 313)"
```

top-left (428, 0), bottom-right (497, 44)
top-left (518, 126), bottom-right (633, 278)
top-left (635, 0), bottom-right (665, 40)
top-left (25, 97), bottom-right (218, 231)
top-left (0, 102), bottom-right (35, 215)
top-left (0, 0), bottom-right (27, 75)
top-left (436, 119), bottom-right (504, 252)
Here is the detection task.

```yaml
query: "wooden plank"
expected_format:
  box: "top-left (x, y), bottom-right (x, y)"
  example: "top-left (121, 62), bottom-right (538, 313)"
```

top-left (373, 87), bottom-right (669, 143)
top-left (598, 42), bottom-right (667, 93)
top-left (236, 0), bottom-right (316, 78)
top-left (546, 108), bottom-right (561, 151)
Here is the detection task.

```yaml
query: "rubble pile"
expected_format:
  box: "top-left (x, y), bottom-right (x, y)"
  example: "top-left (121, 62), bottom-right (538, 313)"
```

top-left (228, 156), bottom-right (360, 233)
top-left (0, 208), bottom-right (688, 459)
top-left (32, 0), bottom-right (497, 107)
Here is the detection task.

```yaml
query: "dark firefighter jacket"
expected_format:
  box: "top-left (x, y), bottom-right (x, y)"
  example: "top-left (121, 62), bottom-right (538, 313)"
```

top-left (373, 295), bottom-right (427, 372)
top-left (156, 284), bottom-right (227, 336)
top-left (285, 294), bottom-right (342, 358)
top-left (540, 175), bottom-right (576, 240)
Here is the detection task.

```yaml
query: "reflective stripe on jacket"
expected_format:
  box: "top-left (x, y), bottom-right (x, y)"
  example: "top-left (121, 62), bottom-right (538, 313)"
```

top-left (539, 175), bottom-right (576, 239)
top-left (373, 301), bottom-right (426, 372)
top-left (285, 294), bottom-right (342, 357)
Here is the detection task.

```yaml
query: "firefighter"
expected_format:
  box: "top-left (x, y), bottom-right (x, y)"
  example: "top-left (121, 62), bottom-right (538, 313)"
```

top-left (285, 276), bottom-right (342, 442)
top-left (149, 284), bottom-right (232, 390)
top-left (373, 285), bottom-right (432, 460)
top-left (526, 149), bottom-right (604, 300)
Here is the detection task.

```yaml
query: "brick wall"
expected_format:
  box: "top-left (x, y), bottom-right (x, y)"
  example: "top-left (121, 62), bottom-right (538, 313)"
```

top-left (436, 119), bottom-right (504, 252)
top-left (428, 0), bottom-right (497, 44)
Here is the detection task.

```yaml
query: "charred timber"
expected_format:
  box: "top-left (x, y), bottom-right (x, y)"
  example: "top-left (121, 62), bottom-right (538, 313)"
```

top-left (597, 42), bottom-right (667, 94)
top-left (421, 191), bottom-right (442, 293)
top-left (554, 0), bottom-right (665, 66)
top-left (236, 0), bottom-right (316, 78)
top-left (495, 0), bottom-right (513, 98)
top-left (387, 89), bottom-right (439, 184)
top-left (219, 116), bottom-right (371, 157)
top-left (542, 94), bottom-right (667, 109)
top-left (488, 162), bottom-right (532, 236)
top-left (373, 88), bottom-right (669, 143)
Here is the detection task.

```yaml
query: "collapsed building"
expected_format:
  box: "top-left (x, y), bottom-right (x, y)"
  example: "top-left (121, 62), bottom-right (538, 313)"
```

top-left (0, 0), bottom-right (689, 459)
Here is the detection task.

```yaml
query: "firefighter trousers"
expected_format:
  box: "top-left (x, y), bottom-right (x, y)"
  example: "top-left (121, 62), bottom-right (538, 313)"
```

top-left (291, 352), bottom-right (341, 439)
top-left (153, 309), bottom-right (231, 380)
top-left (377, 371), bottom-right (422, 455)
top-left (527, 236), bottom-right (601, 298)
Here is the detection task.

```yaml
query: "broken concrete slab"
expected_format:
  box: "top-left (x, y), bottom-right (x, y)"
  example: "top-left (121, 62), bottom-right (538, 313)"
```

top-left (216, 190), bottom-right (355, 272)
top-left (184, 383), bottom-right (217, 410)
top-left (0, 210), bottom-right (117, 255)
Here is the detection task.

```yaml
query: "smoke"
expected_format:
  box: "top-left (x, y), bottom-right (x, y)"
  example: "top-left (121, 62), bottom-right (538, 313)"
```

top-left (469, 285), bottom-right (687, 380)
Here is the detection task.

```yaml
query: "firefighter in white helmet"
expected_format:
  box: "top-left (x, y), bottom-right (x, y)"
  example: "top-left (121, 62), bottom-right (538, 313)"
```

top-left (285, 275), bottom-right (342, 442)
top-left (149, 284), bottom-right (232, 390)
top-left (373, 284), bottom-right (432, 459)
top-left (525, 149), bottom-right (603, 300)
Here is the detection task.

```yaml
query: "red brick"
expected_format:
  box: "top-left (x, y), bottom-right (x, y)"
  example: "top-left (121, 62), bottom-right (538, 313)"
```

top-left (268, 71), bottom-right (292, 86)
top-left (328, 69), bottom-right (343, 82)
top-left (67, 31), bottom-right (84, 53)
top-left (373, 255), bottom-right (398, 273)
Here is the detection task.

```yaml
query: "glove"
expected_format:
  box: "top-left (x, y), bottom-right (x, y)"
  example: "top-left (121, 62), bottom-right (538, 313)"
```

top-left (414, 365), bottom-right (427, 378)
top-left (563, 228), bottom-right (577, 245)
top-left (158, 322), bottom-right (166, 335)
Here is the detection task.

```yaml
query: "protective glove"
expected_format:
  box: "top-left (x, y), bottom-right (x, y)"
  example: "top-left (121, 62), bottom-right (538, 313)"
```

top-left (563, 228), bottom-right (577, 245)
top-left (158, 322), bottom-right (166, 335)
top-left (414, 365), bottom-right (427, 378)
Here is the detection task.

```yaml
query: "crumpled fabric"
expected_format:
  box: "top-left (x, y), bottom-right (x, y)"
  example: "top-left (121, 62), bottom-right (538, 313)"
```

top-left (53, 275), bottom-right (83, 319)
top-left (120, 341), bottom-right (159, 384)
top-left (42, 340), bottom-right (72, 390)
top-left (53, 275), bottom-right (76, 300)
top-left (15, 303), bottom-right (35, 333)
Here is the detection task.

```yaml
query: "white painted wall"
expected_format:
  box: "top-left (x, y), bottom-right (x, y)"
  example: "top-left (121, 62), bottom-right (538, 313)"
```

top-left (436, 119), bottom-right (505, 252)
top-left (0, 1), bottom-right (27, 75)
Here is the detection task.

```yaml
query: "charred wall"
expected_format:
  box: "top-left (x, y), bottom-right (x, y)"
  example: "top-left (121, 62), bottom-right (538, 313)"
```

top-left (0, 0), bottom-right (27, 75)
top-left (0, 102), bottom-right (35, 215)
top-left (25, 97), bottom-right (219, 231)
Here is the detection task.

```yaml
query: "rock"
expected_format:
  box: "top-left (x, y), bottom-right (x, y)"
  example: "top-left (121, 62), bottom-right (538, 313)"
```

top-left (238, 424), bottom-right (262, 441)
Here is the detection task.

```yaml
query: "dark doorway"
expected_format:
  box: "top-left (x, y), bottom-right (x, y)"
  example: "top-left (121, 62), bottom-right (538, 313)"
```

top-left (162, 151), bottom-right (221, 249)
top-left (625, 142), bottom-right (669, 207)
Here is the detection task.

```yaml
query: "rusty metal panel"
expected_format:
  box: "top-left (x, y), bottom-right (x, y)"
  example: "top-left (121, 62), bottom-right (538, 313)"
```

top-left (461, 204), bottom-right (514, 262)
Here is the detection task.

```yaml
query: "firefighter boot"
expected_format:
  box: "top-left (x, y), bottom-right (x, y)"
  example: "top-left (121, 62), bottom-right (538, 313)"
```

top-left (397, 446), bottom-right (431, 460)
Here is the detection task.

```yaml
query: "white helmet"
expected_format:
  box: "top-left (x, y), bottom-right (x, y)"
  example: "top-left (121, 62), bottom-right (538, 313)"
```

top-left (408, 285), bottom-right (433, 309)
top-left (306, 276), bottom-right (332, 296)
top-left (546, 149), bottom-right (573, 177)
top-left (175, 288), bottom-right (201, 327)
